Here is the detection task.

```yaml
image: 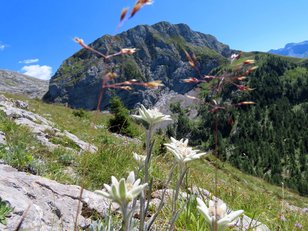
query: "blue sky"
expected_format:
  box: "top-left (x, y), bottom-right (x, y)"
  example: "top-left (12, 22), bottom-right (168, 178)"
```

top-left (1, 0), bottom-right (308, 80)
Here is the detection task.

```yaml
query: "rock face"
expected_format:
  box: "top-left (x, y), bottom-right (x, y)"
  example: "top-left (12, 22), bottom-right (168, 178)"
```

top-left (0, 163), bottom-right (109, 231)
top-left (0, 95), bottom-right (97, 153)
top-left (0, 70), bottom-right (48, 98)
top-left (43, 21), bottom-right (232, 110)
top-left (268, 40), bottom-right (308, 58)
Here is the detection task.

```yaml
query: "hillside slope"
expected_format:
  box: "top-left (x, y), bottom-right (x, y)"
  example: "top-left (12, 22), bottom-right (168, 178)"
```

top-left (0, 93), bottom-right (307, 230)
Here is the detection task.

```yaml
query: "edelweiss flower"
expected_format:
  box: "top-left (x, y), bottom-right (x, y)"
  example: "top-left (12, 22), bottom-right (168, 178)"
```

top-left (133, 152), bottom-right (146, 164)
top-left (197, 198), bottom-right (244, 231)
top-left (164, 137), bottom-right (207, 164)
top-left (96, 171), bottom-right (147, 206)
top-left (132, 105), bottom-right (172, 128)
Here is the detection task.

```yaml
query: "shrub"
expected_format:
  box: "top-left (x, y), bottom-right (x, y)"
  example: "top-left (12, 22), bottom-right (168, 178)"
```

top-left (108, 96), bottom-right (137, 137)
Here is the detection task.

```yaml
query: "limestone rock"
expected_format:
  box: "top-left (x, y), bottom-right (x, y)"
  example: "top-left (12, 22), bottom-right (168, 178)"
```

top-left (0, 163), bottom-right (109, 231)
top-left (0, 131), bottom-right (6, 145)
top-left (0, 95), bottom-right (97, 153)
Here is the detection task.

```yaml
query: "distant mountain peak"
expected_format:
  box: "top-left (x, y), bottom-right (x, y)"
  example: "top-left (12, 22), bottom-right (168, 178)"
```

top-left (269, 40), bottom-right (308, 58)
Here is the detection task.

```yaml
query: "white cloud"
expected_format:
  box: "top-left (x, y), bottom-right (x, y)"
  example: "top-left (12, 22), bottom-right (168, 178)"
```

top-left (21, 65), bottom-right (53, 80)
top-left (19, 58), bottom-right (39, 64)
top-left (0, 41), bottom-right (7, 50)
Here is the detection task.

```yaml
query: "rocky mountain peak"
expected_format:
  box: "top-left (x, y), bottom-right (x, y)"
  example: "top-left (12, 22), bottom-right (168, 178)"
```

top-left (43, 21), bottom-right (232, 110)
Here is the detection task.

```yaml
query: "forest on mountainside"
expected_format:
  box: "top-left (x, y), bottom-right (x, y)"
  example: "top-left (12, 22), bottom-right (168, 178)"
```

top-left (168, 54), bottom-right (308, 195)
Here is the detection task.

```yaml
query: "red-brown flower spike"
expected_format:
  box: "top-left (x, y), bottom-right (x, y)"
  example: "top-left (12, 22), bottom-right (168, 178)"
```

top-left (130, 3), bottom-right (142, 18)
top-left (242, 66), bottom-right (258, 75)
top-left (236, 76), bottom-right (247, 81)
top-left (209, 106), bottom-right (226, 113)
top-left (183, 77), bottom-right (199, 83)
top-left (74, 37), bottom-right (107, 59)
top-left (74, 37), bottom-right (89, 49)
top-left (138, 0), bottom-right (153, 4)
top-left (121, 81), bottom-right (133, 85)
top-left (144, 80), bottom-right (163, 88)
top-left (186, 95), bottom-right (198, 100)
top-left (121, 48), bottom-right (137, 55)
top-left (120, 7), bottom-right (129, 23)
top-left (105, 72), bottom-right (118, 80)
top-left (237, 101), bottom-right (256, 105)
top-left (243, 59), bottom-right (255, 65)
top-left (236, 85), bottom-right (254, 91)
top-left (203, 75), bottom-right (215, 79)
top-left (120, 86), bottom-right (132, 91)
top-left (184, 50), bottom-right (196, 68)
top-left (247, 66), bottom-right (258, 72)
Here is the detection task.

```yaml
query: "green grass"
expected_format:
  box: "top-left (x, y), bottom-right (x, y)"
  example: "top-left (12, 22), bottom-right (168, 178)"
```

top-left (0, 93), bottom-right (307, 230)
top-left (0, 199), bottom-right (12, 225)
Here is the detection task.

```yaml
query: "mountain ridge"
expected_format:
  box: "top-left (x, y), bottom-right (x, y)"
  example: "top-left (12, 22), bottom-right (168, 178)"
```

top-left (269, 40), bottom-right (308, 58)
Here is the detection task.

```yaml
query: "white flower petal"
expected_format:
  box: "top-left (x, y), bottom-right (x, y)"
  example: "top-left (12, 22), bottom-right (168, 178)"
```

top-left (127, 171), bottom-right (135, 184)
top-left (104, 184), bottom-right (112, 193)
top-left (225, 210), bottom-right (244, 222)
top-left (133, 178), bottom-right (141, 187)
top-left (95, 190), bottom-right (112, 199)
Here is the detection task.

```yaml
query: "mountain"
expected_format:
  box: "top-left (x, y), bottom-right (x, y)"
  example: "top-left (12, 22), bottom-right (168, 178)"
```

top-left (43, 21), bottom-right (232, 109)
top-left (269, 41), bottom-right (308, 58)
top-left (0, 69), bottom-right (48, 98)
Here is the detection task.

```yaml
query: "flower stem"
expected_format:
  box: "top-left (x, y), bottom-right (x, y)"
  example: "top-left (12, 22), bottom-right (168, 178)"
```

top-left (139, 126), bottom-right (153, 231)
top-left (169, 165), bottom-right (188, 231)
top-left (214, 112), bottom-right (218, 231)
top-left (121, 204), bottom-right (130, 231)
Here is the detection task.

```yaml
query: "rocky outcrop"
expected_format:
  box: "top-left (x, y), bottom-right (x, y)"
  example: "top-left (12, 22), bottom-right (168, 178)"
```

top-left (0, 70), bottom-right (48, 99)
top-left (0, 163), bottom-right (108, 231)
top-left (0, 95), bottom-right (97, 153)
top-left (43, 21), bottom-right (232, 110)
